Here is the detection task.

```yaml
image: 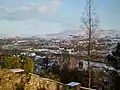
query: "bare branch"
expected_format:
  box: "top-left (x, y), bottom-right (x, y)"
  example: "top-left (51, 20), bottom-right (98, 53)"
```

top-left (81, 17), bottom-right (89, 30)
top-left (80, 0), bottom-right (100, 88)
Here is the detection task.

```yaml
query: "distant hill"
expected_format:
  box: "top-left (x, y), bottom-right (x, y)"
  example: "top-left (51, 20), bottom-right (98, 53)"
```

top-left (95, 30), bottom-right (120, 38)
top-left (45, 30), bottom-right (80, 39)
top-left (44, 30), bottom-right (120, 39)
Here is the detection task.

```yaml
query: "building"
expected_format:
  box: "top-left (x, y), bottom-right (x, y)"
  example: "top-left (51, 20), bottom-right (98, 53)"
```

top-left (66, 82), bottom-right (81, 90)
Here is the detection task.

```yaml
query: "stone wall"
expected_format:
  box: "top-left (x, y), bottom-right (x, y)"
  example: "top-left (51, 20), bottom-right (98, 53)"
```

top-left (0, 69), bottom-right (65, 90)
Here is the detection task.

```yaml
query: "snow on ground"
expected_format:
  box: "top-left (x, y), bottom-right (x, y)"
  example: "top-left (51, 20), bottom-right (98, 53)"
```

top-left (80, 60), bottom-right (115, 71)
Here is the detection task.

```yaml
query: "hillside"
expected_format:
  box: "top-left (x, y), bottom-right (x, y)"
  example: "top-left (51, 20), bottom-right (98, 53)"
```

top-left (0, 69), bottom-right (64, 90)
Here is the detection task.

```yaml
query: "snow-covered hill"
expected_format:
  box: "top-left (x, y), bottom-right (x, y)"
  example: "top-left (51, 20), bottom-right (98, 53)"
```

top-left (44, 30), bottom-right (80, 39)
top-left (44, 30), bottom-right (120, 39)
top-left (95, 30), bottom-right (120, 38)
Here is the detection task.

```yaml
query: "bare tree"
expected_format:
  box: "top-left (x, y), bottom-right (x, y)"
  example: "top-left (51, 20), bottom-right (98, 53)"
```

top-left (81, 0), bottom-right (100, 88)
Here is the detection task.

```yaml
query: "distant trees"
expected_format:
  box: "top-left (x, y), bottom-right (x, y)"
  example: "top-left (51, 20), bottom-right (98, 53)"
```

top-left (60, 49), bottom-right (71, 70)
top-left (58, 68), bottom-right (86, 85)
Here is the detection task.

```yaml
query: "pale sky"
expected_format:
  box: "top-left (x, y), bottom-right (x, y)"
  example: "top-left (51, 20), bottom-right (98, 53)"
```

top-left (0, 0), bottom-right (120, 36)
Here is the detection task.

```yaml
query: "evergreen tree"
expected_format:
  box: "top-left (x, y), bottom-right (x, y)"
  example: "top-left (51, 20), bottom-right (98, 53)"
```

top-left (23, 57), bottom-right (34, 73)
top-left (107, 42), bottom-right (120, 90)
top-left (107, 42), bottom-right (120, 69)
top-left (3, 55), bottom-right (34, 74)
top-left (4, 56), bottom-right (21, 69)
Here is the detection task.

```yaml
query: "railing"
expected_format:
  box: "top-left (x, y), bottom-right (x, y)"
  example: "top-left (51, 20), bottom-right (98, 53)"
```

top-left (81, 87), bottom-right (96, 90)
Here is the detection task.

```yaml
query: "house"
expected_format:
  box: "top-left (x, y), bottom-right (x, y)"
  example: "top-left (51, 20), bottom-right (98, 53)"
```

top-left (34, 55), bottom-right (48, 66)
top-left (21, 52), bottom-right (27, 55)
top-left (48, 61), bottom-right (59, 69)
top-left (66, 82), bottom-right (81, 90)
top-left (29, 52), bottom-right (36, 57)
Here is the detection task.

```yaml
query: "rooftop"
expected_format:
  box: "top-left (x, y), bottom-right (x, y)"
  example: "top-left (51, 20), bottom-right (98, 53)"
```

top-left (10, 69), bottom-right (24, 73)
top-left (66, 82), bottom-right (80, 87)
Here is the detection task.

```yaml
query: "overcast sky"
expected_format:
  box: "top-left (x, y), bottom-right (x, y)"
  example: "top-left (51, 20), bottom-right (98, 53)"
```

top-left (0, 0), bottom-right (120, 36)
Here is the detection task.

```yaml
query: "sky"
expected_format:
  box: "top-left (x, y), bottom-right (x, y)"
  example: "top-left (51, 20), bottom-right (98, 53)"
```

top-left (0, 0), bottom-right (120, 36)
